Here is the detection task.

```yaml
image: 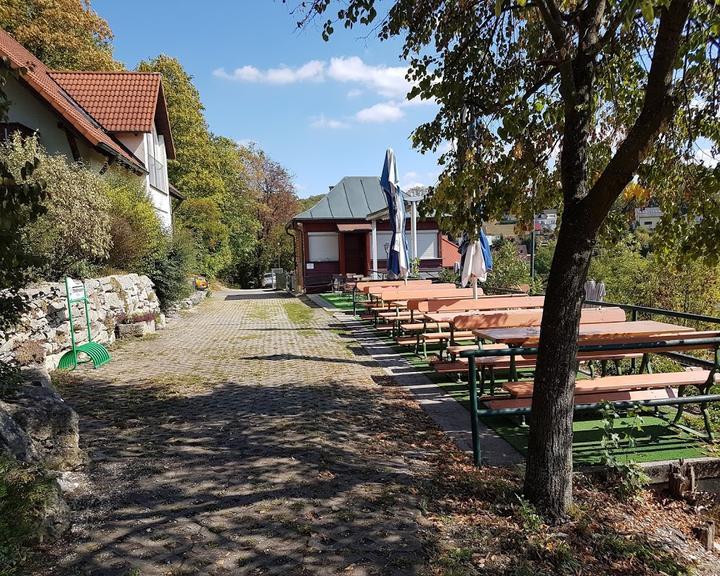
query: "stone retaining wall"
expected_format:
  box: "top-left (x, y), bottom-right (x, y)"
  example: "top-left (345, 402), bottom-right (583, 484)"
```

top-left (0, 274), bottom-right (162, 369)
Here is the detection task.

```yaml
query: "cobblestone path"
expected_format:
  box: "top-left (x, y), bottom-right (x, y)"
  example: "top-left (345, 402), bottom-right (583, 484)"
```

top-left (41, 290), bottom-right (443, 576)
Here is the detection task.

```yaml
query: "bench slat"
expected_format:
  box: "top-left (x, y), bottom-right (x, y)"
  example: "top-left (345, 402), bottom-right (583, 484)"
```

top-left (505, 370), bottom-right (716, 398)
top-left (486, 388), bottom-right (676, 411)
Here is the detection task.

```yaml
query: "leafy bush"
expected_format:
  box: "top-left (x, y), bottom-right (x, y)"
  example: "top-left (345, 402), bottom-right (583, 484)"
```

top-left (483, 241), bottom-right (531, 293)
top-left (599, 402), bottom-right (649, 498)
top-left (140, 228), bottom-right (194, 311)
top-left (437, 267), bottom-right (460, 284)
top-left (0, 134), bottom-right (111, 279)
top-left (175, 196), bottom-right (231, 278)
top-left (0, 130), bottom-right (47, 335)
top-left (104, 170), bottom-right (164, 272)
top-left (0, 457), bottom-right (56, 574)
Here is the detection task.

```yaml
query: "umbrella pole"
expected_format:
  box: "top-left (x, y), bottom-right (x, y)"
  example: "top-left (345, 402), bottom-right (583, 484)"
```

top-left (472, 277), bottom-right (478, 299)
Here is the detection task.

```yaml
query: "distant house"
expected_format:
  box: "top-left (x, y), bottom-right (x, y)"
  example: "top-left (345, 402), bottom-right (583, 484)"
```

top-left (0, 29), bottom-right (181, 228)
top-left (634, 206), bottom-right (663, 231)
top-left (534, 209), bottom-right (558, 232)
top-left (291, 176), bottom-right (459, 292)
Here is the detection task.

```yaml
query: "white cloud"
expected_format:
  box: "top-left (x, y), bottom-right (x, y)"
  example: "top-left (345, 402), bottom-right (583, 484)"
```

top-left (347, 88), bottom-right (363, 98)
top-left (215, 56), bottom-right (411, 99)
top-left (328, 56), bottom-right (409, 99)
top-left (355, 102), bottom-right (404, 123)
top-left (310, 114), bottom-right (349, 130)
top-left (213, 60), bottom-right (325, 84)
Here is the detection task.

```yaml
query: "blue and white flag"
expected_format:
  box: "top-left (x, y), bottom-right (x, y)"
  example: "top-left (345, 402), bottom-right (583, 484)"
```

top-left (380, 149), bottom-right (409, 278)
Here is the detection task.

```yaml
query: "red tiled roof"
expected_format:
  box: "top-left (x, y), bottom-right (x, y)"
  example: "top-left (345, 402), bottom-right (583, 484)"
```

top-left (49, 72), bottom-right (175, 158)
top-left (0, 29), bottom-right (156, 170)
top-left (50, 72), bottom-right (160, 132)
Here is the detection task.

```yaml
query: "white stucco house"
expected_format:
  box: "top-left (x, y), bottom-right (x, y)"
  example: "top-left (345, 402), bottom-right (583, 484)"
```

top-left (634, 207), bottom-right (663, 231)
top-left (0, 28), bottom-right (181, 228)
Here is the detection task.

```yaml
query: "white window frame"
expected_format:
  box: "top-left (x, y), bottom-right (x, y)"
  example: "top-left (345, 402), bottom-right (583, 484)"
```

top-left (308, 232), bottom-right (339, 262)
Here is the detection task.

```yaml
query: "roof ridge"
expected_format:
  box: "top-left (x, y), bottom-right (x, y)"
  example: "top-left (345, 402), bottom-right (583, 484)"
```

top-left (49, 71), bottom-right (161, 76)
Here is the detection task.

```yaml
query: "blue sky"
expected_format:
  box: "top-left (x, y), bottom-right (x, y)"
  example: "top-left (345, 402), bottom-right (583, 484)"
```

top-left (94, 0), bottom-right (443, 198)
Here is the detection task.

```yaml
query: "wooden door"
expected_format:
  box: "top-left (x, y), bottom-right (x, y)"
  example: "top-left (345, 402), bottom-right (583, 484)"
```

top-left (343, 233), bottom-right (367, 274)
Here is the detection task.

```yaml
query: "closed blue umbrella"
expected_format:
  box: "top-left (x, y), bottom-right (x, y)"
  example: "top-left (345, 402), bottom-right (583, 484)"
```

top-left (380, 148), bottom-right (409, 279)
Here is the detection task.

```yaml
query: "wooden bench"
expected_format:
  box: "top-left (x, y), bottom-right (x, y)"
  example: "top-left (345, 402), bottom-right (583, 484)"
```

top-left (485, 387), bottom-right (676, 410)
top-left (454, 306), bottom-right (626, 331)
top-left (418, 294), bottom-right (545, 314)
top-left (435, 350), bottom-right (642, 375)
top-left (420, 307), bottom-right (627, 360)
top-left (366, 284), bottom-right (457, 323)
top-left (485, 370), bottom-right (719, 410)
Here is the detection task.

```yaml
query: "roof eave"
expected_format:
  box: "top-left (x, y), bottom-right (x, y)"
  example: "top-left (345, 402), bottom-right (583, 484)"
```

top-left (155, 81), bottom-right (175, 159)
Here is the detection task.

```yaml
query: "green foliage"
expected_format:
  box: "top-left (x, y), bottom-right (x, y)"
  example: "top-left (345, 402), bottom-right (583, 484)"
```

top-left (483, 242), bottom-right (531, 293)
top-left (590, 231), bottom-right (720, 317)
top-left (409, 257), bottom-right (420, 278)
top-left (1, 135), bottom-right (111, 279)
top-left (0, 457), bottom-right (56, 575)
top-left (589, 235), bottom-right (652, 304)
top-left (104, 170), bottom-right (164, 272)
top-left (437, 267), bottom-right (460, 284)
top-left (225, 148), bottom-right (300, 286)
top-left (176, 196), bottom-right (231, 278)
top-left (0, 91), bottom-right (47, 333)
top-left (136, 55), bottom-right (224, 199)
top-left (533, 240), bottom-right (556, 284)
top-left (599, 403), bottom-right (649, 498)
top-left (0, 0), bottom-right (121, 71)
top-left (514, 494), bottom-right (543, 532)
top-left (140, 229), bottom-right (193, 312)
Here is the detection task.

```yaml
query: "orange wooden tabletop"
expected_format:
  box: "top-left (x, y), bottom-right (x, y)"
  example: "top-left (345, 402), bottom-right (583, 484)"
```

top-left (473, 320), bottom-right (695, 345)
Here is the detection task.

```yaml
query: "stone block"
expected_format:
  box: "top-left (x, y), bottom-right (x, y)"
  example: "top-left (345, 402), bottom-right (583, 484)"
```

top-left (104, 292), bottom-right (125, 311)
top-left (0, 382), bottom-right (83, 470)
top-left (116, 319), bottom-right (155, 338)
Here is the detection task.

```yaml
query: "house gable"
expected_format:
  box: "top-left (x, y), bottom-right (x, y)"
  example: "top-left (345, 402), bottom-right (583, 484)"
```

top-left (50, 71), bottom-right (175, 159)
top-left (0, 29), bottom-right (145, 172)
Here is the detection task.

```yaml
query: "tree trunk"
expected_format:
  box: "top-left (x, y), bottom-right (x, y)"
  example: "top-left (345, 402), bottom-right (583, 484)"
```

top-left (523, 203), bottom-right (599, 517)
top-left (523, 42), bottom-right (599, 519)
top-left (523, 0), bottom-right (690, 520)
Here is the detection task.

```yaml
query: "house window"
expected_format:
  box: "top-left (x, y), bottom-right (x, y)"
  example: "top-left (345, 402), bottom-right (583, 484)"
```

top-left (417, 231), bottom-right (438, 259)
top-left (148, 134), bottom-right (166, 191)
top-left (308, 232), bottom-right (339, 262)
top-left (373, 230), bottom-right (438, 260)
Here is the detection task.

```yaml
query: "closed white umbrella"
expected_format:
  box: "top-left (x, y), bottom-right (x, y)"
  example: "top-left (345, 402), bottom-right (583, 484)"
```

top-left (459, 230), bottom-right (492, 298)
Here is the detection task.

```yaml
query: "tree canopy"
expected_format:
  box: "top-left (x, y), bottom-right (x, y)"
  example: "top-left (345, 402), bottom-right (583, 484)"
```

top-left (0, 0), bottom-right (121, 71)
top-left (301, 0), bottom-right (720, 518)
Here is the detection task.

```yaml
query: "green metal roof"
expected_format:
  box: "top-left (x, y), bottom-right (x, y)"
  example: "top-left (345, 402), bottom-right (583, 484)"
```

top-left (293, 176), bottom-right (387, 220)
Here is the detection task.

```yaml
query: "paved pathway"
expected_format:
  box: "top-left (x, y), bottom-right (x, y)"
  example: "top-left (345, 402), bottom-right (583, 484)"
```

top-left (42, 290), bottom-right (443, 576)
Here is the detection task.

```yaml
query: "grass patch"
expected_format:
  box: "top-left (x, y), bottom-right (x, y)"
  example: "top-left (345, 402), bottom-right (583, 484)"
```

top-left (283, 302), bottom-right (314, 325)
top-left (248, 306), bottom-right (271, 321)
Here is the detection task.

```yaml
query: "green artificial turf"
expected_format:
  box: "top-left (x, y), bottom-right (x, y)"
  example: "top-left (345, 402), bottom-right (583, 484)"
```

top-left (317, 292), bottom-right (356, 311)
top-left (488, 414), bottom-right (709, 465)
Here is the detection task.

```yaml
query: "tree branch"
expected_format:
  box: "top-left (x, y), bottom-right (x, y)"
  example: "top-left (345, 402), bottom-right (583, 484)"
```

top-left (585, 0), bottom-right (693, 218)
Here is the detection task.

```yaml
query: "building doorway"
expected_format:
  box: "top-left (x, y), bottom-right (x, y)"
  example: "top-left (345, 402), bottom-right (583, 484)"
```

top-left (343, 233), bottom-right (367, 275)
